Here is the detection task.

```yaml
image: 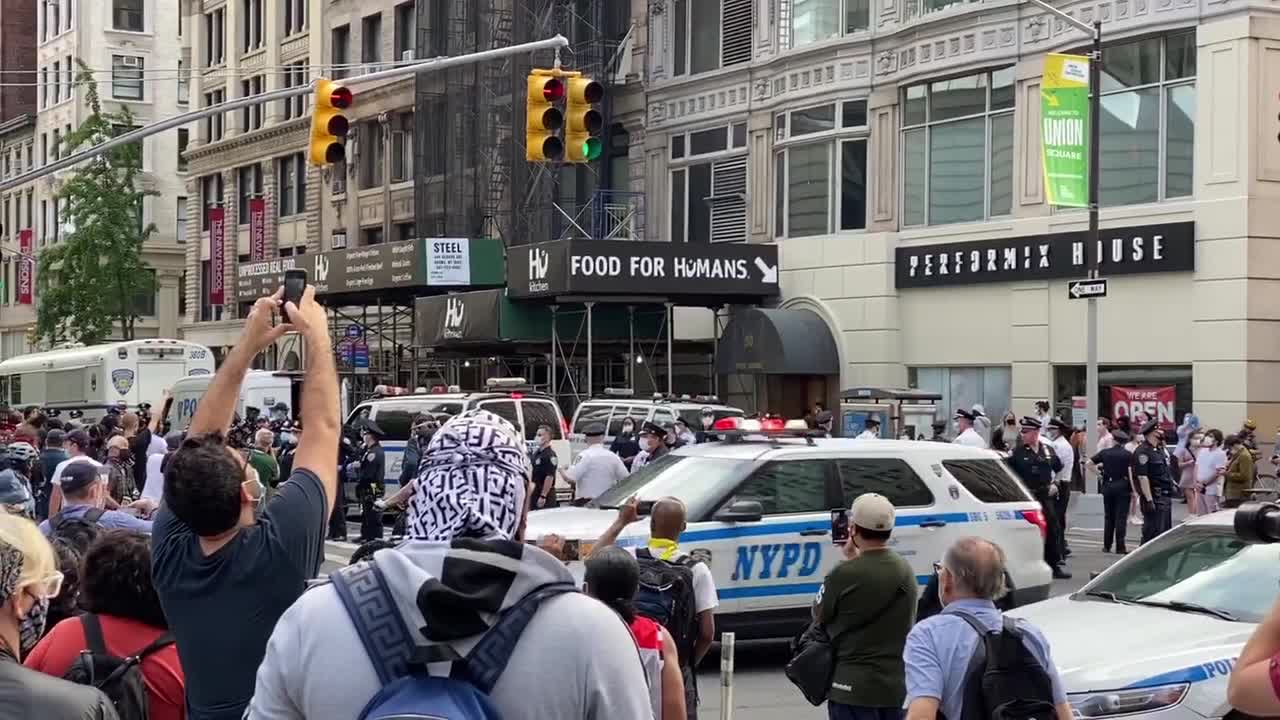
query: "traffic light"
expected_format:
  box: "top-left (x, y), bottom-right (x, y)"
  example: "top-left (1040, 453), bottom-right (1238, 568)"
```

top-left (564, 75), bottom-right (604, 164)
top-left (526, 69), bottom-right (565, 162)
top-left (309, 79), bottom-right (353, 166)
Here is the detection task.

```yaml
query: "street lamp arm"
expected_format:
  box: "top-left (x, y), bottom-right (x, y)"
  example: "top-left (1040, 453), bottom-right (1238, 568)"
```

top-left (1023, 0), bottom-right (1099, 38)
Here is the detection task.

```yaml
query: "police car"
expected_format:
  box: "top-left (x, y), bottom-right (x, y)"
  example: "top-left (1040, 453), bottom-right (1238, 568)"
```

top-left (1009, 510), bottom-right (1267, 719)
top-left (567, 390), bottom-right (744, 458)
top-left (525, 418), bottom-right (1052, 639)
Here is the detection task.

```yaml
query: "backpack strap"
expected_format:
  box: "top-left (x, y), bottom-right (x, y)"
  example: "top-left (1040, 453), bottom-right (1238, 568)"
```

top-left (84, 508), bottom-right (105, 524)
top-left (460, 582), bottom-right (577, 694)
top-left (80, 613), bottom-right (108, 656)
top-left (49, 511), bottom-right (64, 530)
top-left (950, 611), bottom-right (998, 720)
top-left (331, 561), bottom-right (417, 686)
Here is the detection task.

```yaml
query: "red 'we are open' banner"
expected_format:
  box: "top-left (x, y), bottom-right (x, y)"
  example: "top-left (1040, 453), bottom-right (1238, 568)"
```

top-left (1110, 386), bottom-right (1175, 430)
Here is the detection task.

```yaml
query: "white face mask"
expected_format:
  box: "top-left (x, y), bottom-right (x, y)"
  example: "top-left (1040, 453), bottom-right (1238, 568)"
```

top-left (1201, 438), bottom-right (1213, 447)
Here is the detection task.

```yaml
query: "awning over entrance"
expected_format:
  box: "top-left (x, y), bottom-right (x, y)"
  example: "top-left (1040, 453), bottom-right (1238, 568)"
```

top-left (415, 290), bottom-right (667, 348)
top-left (715, 308), bottom-right (838, 375)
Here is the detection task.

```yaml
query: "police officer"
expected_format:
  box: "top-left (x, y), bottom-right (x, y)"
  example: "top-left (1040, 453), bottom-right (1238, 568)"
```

top-left (353, 421), bottom-right (387, 542)
top-left (1134, 419), bottom-right (1174, 544)
top-left (1091, 429), bottom-right (1133, 554)
top-left (695, 407), bottom-right (719, 443)
top-left (814, 410), bottom-right (834, 438)
top-left (929, 420), bottom-right (947, 442)
top-left (530, 424), bottom-right (559, 509)
top-left (1008, 416), bottom-right (1069, 579)
top-left (631, 421), bottom-right (670, 472)
top-left (856, 417), bottom-right (880, 440)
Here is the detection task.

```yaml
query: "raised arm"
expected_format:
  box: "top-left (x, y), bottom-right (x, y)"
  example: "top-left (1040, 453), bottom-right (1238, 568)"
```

top-left (189, 289), bottom-right (290, 436)
top-left (284, 286), bottom-right (341, 517)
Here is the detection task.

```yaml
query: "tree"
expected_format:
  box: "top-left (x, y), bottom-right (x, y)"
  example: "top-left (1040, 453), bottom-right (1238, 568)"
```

top-left (36, 61), bottom-right (157, 345)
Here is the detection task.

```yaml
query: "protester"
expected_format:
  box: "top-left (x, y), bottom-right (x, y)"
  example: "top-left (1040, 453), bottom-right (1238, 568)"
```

top-left (0, 514), bottom-right (120, 719)
top-left (43, 538), bottom-right (83, 634)
top-left (1224, 433), bottom-right (1253, 509)
top-left (104, 435), bottom-right (139, 506)
top-left (594, 495), bottom-right (717, 719)
top-left (903, 537), bottom-right (1072, 720)
top-left (1196, 429), bottom-right (1227, 514)
top-left (245, 409), bottom-right (653, 720)
top-left (1173, 427), bottom-right (1200, 514)
top-left (989, 412), bottom-right (1017, 453)
top-left (47, 429), bottom-right (105, 516)
top-left (150, 286), bottom-right (339, 720)
top-left (813, 493), bottom-right (918, 719)
top-left (585, 546), bottom-right (687, 720)
top-left (0, 463), bottom-right (34, 520)
top-left (40, 463), bottom-right (152, 536)
top-left (26, 531), bottom-right (184, 720)
top-left (249, 428), bottom-right (280, 500)
top-left (562, 423), bottom-right (628, 505)
top-left (36, 430), bottom-right (68, 521)
top-left (121, 406), bottom-right (162, 492)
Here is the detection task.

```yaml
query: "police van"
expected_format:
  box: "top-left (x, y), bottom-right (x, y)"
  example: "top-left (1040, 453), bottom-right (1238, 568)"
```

top-left (345, 378), bottom-right (570, 493)
top-left (525, 420), bottom-right (1052, 639)
top-left (568, 389), bottom-right (744, 457)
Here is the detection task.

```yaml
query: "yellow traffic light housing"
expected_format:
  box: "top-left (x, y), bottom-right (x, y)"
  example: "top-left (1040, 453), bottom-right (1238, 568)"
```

top-left (526, 70), bottom-right (565, 162)
top-left (564, 76), bottom-right (604, 164)
top-left (309, 79), bottom-right (353, 166)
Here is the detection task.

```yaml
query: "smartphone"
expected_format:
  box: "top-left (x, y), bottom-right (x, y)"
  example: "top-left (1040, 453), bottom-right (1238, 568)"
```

top-left (283, 269), bottom-right (307, 323)
top-left (831, 509), bottom-right (850, 546)
top-left (562, 539), bottom-right (581, 562)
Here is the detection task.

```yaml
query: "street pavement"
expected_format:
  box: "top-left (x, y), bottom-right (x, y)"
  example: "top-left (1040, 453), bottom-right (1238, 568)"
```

top-left (319, 499), bottom-right (1193, 719)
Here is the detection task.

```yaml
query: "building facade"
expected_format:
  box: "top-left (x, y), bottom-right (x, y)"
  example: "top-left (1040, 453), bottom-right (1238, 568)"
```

top-left (0, 115), bottom-right (39, 359)
top-left (628, 0), bottom-right (1280, 433)
top-left (0, 0), bottom-right (38, 125)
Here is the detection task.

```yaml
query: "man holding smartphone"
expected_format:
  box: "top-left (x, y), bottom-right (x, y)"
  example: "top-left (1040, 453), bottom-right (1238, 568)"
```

top-left (812, 494), bottom-right (918, 719)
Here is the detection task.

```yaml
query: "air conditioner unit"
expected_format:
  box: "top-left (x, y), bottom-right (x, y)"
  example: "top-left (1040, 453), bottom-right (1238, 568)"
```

top-left (120, 56), bottom-right (141, 68)
top-left (401, 50), bottom-right (414, 62)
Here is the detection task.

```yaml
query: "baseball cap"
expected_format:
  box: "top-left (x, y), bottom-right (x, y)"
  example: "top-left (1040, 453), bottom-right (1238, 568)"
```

top-left (851, 493), bottom-right (895, 532)
top-left (66, 429), bottom-right (91, 449)
top-left (61, 461), bottom-right (100, 495)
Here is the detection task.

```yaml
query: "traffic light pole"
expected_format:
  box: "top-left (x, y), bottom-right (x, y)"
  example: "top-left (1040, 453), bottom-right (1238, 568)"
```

top-left (0, 35), bottom-right (569, 195)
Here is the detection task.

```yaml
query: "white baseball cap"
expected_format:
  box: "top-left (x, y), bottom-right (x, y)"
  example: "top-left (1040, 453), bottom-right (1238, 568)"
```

top-left (851, 493), bottom-right (895, 532)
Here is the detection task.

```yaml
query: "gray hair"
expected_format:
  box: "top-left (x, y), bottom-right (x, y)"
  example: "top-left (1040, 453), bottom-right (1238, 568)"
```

top-left (942, 536), bottom-right (1008, 600)
top-left (254, 428), bottom-right (274, 449)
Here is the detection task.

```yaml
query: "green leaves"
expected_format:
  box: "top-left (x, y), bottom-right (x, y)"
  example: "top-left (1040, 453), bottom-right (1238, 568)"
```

top-left (36, 59), bottom-right (157, 345)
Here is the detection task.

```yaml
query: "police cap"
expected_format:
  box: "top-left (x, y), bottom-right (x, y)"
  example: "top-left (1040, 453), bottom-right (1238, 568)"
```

top-left (864, 417), bottom-right (881, 428)
top-left (361, 421), bottom-right (387, 439)
top-left (954, 409), bottom-right (975, 421)
top-left (815, 410), bottom-right (833, 425)
top-left (1048, 417), bottom-right (1070, 432)
top-left (583, 423), bottom-right (606, 438)
top-left (1111, 429), bottom-right (1130, 443)
top-left (1140, 419), bottom-right (1161, 437)
top-left (639, 421), bottom-right (666, 437)
top-left (1019, 416), bottom-right (1043, 432)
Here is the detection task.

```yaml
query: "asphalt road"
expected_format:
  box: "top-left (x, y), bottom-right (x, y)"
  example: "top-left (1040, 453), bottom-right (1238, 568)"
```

top-left (319, 500), bottom-right (1193, 719)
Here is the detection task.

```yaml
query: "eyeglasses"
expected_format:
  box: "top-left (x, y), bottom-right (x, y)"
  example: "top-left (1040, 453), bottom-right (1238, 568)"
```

top-left (26, 571), bottom-right (63, 599)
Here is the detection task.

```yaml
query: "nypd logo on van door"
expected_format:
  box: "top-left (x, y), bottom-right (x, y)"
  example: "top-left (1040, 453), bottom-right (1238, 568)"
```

top-left (111, 369), bottom-right (135, 396)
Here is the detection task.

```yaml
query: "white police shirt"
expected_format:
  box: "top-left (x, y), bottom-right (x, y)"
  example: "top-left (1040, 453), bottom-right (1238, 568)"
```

top-left (563, 445), bottom-right (628, 500)
top-left (856, 430), bottom-right (879, 440)
top-left (953, 428), bottom-right (988, 449)
top-left (1050, 434), bottom-right (1074, 486)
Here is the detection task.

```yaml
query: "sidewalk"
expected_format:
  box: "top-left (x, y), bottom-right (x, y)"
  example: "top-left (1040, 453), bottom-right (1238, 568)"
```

top-left (1066, 491), bottom-right (1192, 534)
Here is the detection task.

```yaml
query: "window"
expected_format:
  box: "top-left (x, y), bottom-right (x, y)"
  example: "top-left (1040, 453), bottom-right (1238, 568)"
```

top-left (24, 192), bottom-right (32, 227)
top-left (1096, 32), bottom-right (1196, 206)
top-left (241, 75), bottom-right (264, 131)
top-left (836, 458), bottom-right (934, 507)
top-left (476, 400), bottom-right (519, 429)
top-left (729, 460), bottom-right (836, 515)
top-left (201, 174), bottom-right (223, 230)
top-left (901, 67), bottom-right (1015, 226)
top-left (669, 124), bottom-right (748, 243)
top-left (65, 0), bottom-right (72, 31)
top-left (394, 2), bottom-right (415, 61)
top-left (942, 460), bottom-right (1030, 503)
top-left (52, 60), bottom-right (60, 103)
top-left (241, 0), bottom-right (264, 52)
top-left (51, 129), bottom-right (59, 161)
top-left (672, 0), bottom-right (751, 76)
top-left (237, 164), bottom-right (263, 224)
top-left (64, 55), bottom-right (73, 98)
top-left (25, 145), bottom-right (32, 172)
top-left (283, 0), bottom-right (306, 36)
top-left (332, 25), bottom-right (351, 79)
top-left (362, 13), bottom-right (383, 69)
top-left (177, 129), bottom-right (189, 171)
top-left (178, 271), bottom-right (187, 317)
top-left (909, 366), bottom-right (1011, 429)
top-left (40, 68), bottom-right (47, 109)
top-left (40, 0), bottom-right (47, 42)
top-left (177, 197), bottom-right (188, 243)
top-left (786, 0), bottom-right (869, 48)
top-left (177, 60), bottom-right (190, 104)
top-left (41, 134), bottom-right (47, 166)
top-left (51, 0), bottom-right (60, 36)
top-left (112, 0), bottom-right (144, 32)
top-left (204, 89), bottom-right (225, 141)
top-left (281, 62), bottom-right (308, 119)
top-left (361, 227), bottom-right (384, 246)
top-left (774, 100), bottom-right (869, 237)
top-left (391, 111), bottom-right (413, 182)
top-left (200, 260), bottom-right (223, 321)
top-left (277, 153), bottom-right (307, 217)
top-left (39, 200), bottom-right (47, 242)
top-left (205, 9), bottom-right (226, 66)
top-left (359, 120), bottom-right (384, 188)
top-left (130, 270), bottom-right (156, 316)
top-left (111, 55), bottom-right (144, 101)
top-left (520, 401), bottom-right (564, 441)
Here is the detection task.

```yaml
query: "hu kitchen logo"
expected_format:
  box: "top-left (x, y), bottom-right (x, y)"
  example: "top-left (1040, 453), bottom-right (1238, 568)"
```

top-left (527, 247), bottom-right (550, 293)
top-left (313, 254), bottom-right (331, 284)
top-left (442, 296), bottom-right (465, 338)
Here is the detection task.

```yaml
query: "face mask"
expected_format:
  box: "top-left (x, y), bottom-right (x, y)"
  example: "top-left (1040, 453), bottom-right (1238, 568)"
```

top-left (1202, 438), bottom-right (1213, 447)
top-left (17, 594), bottom-right (48, 656)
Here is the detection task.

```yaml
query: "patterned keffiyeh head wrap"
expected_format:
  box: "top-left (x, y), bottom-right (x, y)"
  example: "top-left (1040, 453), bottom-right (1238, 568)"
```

top-left (406, 409), bottom-right (531, 542)
top-left (0, 539), bottom-right (22, 604)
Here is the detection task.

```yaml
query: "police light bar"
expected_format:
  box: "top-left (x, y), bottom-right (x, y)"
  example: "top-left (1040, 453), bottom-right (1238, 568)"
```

top-left (694, 395), bottom-right (722, 404)
top-left (713, 416), bottom-right (818, 436)
top-left (414, 387), bottom-right (428, 394)
top-left (486, 377), bottom-right (529, 388)
top-left (603, 387), bottom-right (635, 397)
top-left (374, 384), bottom-right (412, 397)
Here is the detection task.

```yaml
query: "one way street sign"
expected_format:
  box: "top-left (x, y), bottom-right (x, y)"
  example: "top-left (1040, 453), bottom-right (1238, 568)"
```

top-left (1067, 278), bottom-right (1108, 300)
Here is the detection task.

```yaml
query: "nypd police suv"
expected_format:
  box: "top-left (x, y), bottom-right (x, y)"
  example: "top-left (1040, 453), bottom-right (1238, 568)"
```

top-left (525, 420), bottom-right (1052, 639)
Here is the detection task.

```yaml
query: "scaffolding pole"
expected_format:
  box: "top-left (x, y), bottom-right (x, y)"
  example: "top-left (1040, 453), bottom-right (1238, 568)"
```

top-left (585, 302), bottom-right (595, 399)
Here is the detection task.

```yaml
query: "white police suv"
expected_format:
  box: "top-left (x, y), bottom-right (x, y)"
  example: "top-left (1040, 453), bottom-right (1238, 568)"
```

top-left (525, 422), bottom-right (1052, 639)
top-left (1009, 511), bottom-right (1266, 719)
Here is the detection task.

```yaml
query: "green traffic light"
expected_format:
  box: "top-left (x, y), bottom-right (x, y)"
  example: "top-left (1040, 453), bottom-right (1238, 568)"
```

top-left (583, 137), bottom-right (602, 161)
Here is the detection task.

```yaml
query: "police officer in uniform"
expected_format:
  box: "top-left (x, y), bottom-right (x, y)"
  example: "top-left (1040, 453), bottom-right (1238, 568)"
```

top-left (353, 422), bottom-right (387, 542)
top-left (814, 410), bottom-right (834, 438)
top-left (856, 417), bottom-right (881, 440)
top-left (1134, 419), bottom-right (1174, 545)
top-left (1091, 429), bottom-right (1133, 554)
top-left (530, 424), bottom-right (559, 509)
top-left (929, 420), bottom-right (947, 442)
top-left (1008, 416), bottom-right (1070, 578)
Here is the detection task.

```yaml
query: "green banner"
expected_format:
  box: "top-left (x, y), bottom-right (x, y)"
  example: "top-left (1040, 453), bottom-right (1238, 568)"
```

top-left (1041, 54), bottom-right (1090, 207)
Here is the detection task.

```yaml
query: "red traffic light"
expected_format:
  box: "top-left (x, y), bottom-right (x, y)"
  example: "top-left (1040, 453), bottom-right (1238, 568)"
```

top-left (330, 86), bottom-right (353, 109)
top-left (542, 78), bottom-right (564, 102)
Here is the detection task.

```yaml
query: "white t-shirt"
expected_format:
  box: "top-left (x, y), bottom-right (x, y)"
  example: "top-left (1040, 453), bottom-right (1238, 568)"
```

top-left (563, 445), bottom-right (629, 500)
top-left (147, 434), bottom-right (167, 458)
top-left (1197, 446), bottom-right (1228, 495)
top-left (953, 428), bottom-right (988, 449)
top-left (49, 455), bottom-right (103, 486)
top-left (626, 546), bottom-right (719, 614)
top-left (141, 453), bottom-right (165, 501)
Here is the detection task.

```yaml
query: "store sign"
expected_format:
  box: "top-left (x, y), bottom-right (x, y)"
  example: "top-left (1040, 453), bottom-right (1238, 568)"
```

top-left (249, 197), bottom-right (267, 262)
top-left (16, 229), bottom-right (32, 306)
top-left (1111, 386), bottom-right (1175, 430)
top-left (1041, 54), bottom-right (1090, 208)
top-left (209, 207), bottom-right (225, 305)
top-left (415, 290), bottom-right (503, 346)
top-left (234, 239), bottom-right (423, 302)
top-left (425, 238), bottom-right (471, 285)
top-left (895, 222), bottom-right (1194, 289)
top-left (507, 239), bottom-right (780, 299)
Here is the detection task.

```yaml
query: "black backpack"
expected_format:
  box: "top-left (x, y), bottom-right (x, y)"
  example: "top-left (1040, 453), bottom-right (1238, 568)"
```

top-left (62, 613), bottom-right (174, 720)
top-left (952, 613), bottom-right (1057, 720)
top-left (634, 548), bottom-right (699, 666)
top-left (51, 507), bottom-right (105, 530)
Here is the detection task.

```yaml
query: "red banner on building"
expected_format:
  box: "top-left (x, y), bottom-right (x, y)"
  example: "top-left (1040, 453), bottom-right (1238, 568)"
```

top-left (17, 228), bottom-right (32, 305)
top-left (208, 206), bottom-right (225, 306)
top-left (1110, 386), bottom-right (1176, 430)
top-left (249, 197), bottom-right (266, 262)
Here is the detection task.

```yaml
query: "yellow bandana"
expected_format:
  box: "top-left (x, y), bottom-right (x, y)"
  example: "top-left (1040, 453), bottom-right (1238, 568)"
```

top-left (647, 538), bottom-right (680, 561)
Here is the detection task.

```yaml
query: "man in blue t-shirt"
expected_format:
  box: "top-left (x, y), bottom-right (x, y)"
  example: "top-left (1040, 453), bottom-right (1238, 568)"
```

top-left (150, 285), bottom-right (340, 720)
top-left (39, 461), bottom-right (152, 536)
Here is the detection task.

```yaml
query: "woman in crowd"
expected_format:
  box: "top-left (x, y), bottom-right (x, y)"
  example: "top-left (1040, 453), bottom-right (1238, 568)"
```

top-left (990, 412), bottom-right (1018, 453)
top-left (25, 530), bottom-right (185, 720)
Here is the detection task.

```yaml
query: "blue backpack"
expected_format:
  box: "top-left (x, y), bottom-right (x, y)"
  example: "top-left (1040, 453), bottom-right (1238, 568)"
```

top-left (330, 561), bottom-right (576, 720)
